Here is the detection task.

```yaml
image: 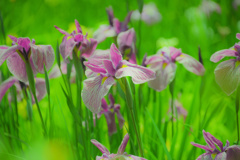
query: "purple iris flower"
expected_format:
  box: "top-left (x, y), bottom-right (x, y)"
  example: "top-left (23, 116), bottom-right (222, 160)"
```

top-left (98, 94), bottom-right (125, 135)
top-left (93, 7), bottom-right (132, 43)
top-left (210, 33), bottom-right (240, 95)
top-left (55, 19), bottom-right (97, 60)
top-left (145, 46), bottom-right (205, 91)
top-left (192, 130), bottom-right (240, 160)
top-left (91, 133), bottom-right (146, 160)
top-left (0, 36), bottom-right (54, 83)
top-left (117, 28), bottom-right (137, 64)
top-left (82, 43), bottom-right (155, 113)
top-left (0, 76), bottom-right (47, 103)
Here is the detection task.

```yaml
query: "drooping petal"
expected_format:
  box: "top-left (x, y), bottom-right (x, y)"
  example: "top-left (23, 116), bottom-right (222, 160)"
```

top-left (214, 59), bottom-right (240, 95)
top-left (210, 49), bottom-right (237, 63)
top-left (115, 60), bottom-right (156, 84)
top-left (80, 38), bottom-right (98, 59)
top-left (145, 54), bottom-right (164, 65)
top-left (226, 145), bottom-right (240, 160)
top-left (75, 19), bottom-right (82, 33)
top-left (110, 43), bottom-right (122, 69)
top-left (59, 36), bottom-right (77, 60)
top-left (0, 77), bottom-right (18, 101)
top-left (148, 62), bottom-right (176, 91)
top-left (117, 28), bottom-right (136, 52)
top-left (31, 45), bottom-right (55, 73)
top-left (0, 45), bottom-right (20, 66)
top-left (215, 152), bottom-right (227, 160)
top-left (196, 153), bottom-right (213, 160)
top-left (176, 53), bottom-right (205, 76)
top-left (104, 111), bottom-right (117, 135)
top-left (93, 25), bottom-right (116, 43)
top-left (54, 25), bottom-right (70, 36)
top-left (117, 134), bottom-right (129, 154)
top-left (32, 78), bottom-right (46, 103)
top-left (82, 75), bottom-right (115, 113)
top-left (91, 139), bottom-right (110, 155)
top-left (103, 59), bottom-right (116, 76)
top-left (85, 68), bottom-right (99, 78)
top-left (191, 142), bottom-right (213, 152)
top-left (84, 61), bottom-right (107, 74)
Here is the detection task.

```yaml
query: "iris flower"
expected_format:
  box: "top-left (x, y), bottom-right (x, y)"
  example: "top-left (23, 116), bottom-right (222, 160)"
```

top-left (117, 28), bottom-right (137, 64)
top-left (98, 94), bottom-right (125, 135)
top-left (145, 46), bottom-right (205, 91)
top-left (192, 130), bottom-right (240, 160)
top-left (55, 19), bottom-right (97, 60)
top-left (91, 133), bottom-right (146, 160)
top-left (210, 33), bottom-right (240, 95)
top-left (0, 36), bottom-right (54, 83)
top-left (82, 43), bottom-right (155, 113)
top-left (93, 7), bottom-right (132, 43)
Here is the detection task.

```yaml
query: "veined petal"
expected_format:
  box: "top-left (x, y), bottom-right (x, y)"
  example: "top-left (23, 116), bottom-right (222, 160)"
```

top-left (148, 62), bottom-right (176, 91)
top-left (93, 25), bottom-right (116, 43)
top-left (103, 59), bottom-right (116, 76)
top-left (59, 36), bottom-right (76, 60)
top-left (113, 18), bottom-right (121, 34)
top-left (32, 78), bottom-right (46, 103)
top-left (82, 75), bottom-right (115, 113)
top-left (0, 45), bottom-right (20, 66)
top-left (215, 152), bottom-right (226, 160)
top-left (202, 130), bottom-right (218, 150)
top-left (0, 77), bottom-right (18, 101)
top-left (115, 60), bottom-right (156, 84)
top-left (226, 145), bottom-right (240, 160)
top-left (54, 25), bottom-right (70, 36)
top-left (176, 53), bottom-right (205, 76)
top-left (191, 142), bottom-right (213, 152)
top-left (84, 61), bottom-right (107, 74)
top-left (31, 45), bottom-right (55, 73)
top-left (214, 59), bottom-right (240, 95)
top-left (81, 38), bottom-right (98, 59)
top-left (117, 134), bottom-right (129, 154)
top-left (117, 28), bottom-right (136, 51)
top-left (110, 43), bottom-right (122, 69)
top-left (75, 19), bottom-right (82, 33)
top-left (196, 153), bottom-right (213, 160)
top-left (145, 54), bottom-right (163, 65)
top-left (91, 139), bottom-right (110, 155)
top-left (210, 49), bottom-right (237, 63)
top-left (85, 68), bottom-right (99, 78)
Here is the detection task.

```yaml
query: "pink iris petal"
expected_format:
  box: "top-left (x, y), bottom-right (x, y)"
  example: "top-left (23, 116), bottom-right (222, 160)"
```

top-left (54, 25), bottom-right (70, 36)
top-left (214, 59), bottom-right (240, 95)
top-left (84, 61), bottom-right (107, 75)
top-left (85, 68), bottom-right (99, 78)
top-left (59, 36), bottom-right (77, 60)
top-left (117, 134), bottom-right (129, 154)
top-left (75, 19), bottom-right (82, 33)
top-left (31, 45), bottom-right (55, 73)
top-left (145, 54), bottom-right (164, 65)
top-left (110, 43), bottom-right (122, 69)
top-left (7, 53), bottom-right (28, 83)
top-left (206, 131), bottom-right (224, 152)
top-left (17, 37), bottom-right (31, 52)
top-left (82, 75), bottom-right (115, 113)
top-left (106, 7), bottom-right (114, 26)
top-left (91, 139), bottom-right (110, 155)
top-left (0, 45), bottom-right (20, 66)
top-left (223, 140), bottom-right (230, 151)
top-left (203, 130), bottom-right (219, 150)
top-left (104, 111), bottom-right (117, 135)
top-left (80, 38), bottom-right (98, 59)
top-left (113, 18), bottom-right (121, 34)
top-left (101, 98), bottom-right (108, 110)
top-left (108, 94), bottom-right (115, 105)
top-left (31, 78), bottom-right (46, 103)
top-left (226, 145), bottom-right (240, 160)
top-left (0, 77), bottom-right (18, 101)
top-left (115, 107), bottom-right (125, 130)
top-left (141, 3), bottom-right (161, 25)
top-left (122, 11), bottom-right (133, 31)
top-left (117, 28), bottom-right (136, 51)
top-left (191, 142), bottom-right (213, 152)
top-left (237, 33), bottom-right (240, 40)
top-left (196, 153), bottom-right (212, 160)
top-left (115, 60), bottom-right (156, 84)
top-left (89, 49), bottom-right (110, 62)
top-left (74, 34), bottom-right (84, 42)
top-left (215, 152), bottom-right (227, 160)
top-left (93, 25), bottom-right (116, 43)
top-left (148, 62), bottom-right (176, 91)
top-left (176, 53), bottom-right (205, 76)
top-left (210, 49), bottom-right (238, 63)
top-left (103, 59), bottom-right (116, 76)
top-left (8, 35), bottom-right (18, 43)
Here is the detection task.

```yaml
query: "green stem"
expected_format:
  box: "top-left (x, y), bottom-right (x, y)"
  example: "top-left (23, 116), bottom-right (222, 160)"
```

top-left (169, 79), bottom-right (175, 138)
top-left (121, 78), bottom-right (144, 157)
top-left (235, 86), bottom-right (240, 144)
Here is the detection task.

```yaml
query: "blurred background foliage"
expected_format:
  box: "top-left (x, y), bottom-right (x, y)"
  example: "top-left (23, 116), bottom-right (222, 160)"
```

top-left (0, 0), bottom-right (240, 159)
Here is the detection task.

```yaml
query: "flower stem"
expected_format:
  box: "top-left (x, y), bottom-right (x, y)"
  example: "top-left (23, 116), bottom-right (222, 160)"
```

top-left (235, 85), bottom-right (240, 144)
top-left (121, 78), bottom-right (144, 157)
top-left (169, 79), bottom-right (175, 138)
top-left (25, 61), bottom-right (47, 137)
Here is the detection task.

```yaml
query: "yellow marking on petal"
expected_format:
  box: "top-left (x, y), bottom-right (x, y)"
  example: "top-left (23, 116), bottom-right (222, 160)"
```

top-left (236, 61), bottom-right (240, 68)
top-left (67, 36), bottom-right (72, 41)
top-left (179, 54), bottom-right (185, 57)
top-left (211, 153), bottom-right (217, 159)
top-left (101, 77), bottom-right (108, 85)
top-left (128, 157), bottom-right (134, 159)
top-left (162, 62), bottom-right (168, 69)
top-left (121, 64), bottom-right (128, 68)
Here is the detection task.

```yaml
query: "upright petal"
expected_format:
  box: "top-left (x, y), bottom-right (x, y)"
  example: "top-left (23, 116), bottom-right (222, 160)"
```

top-left (210, 49), bottom-right (237, 63)
top-left (191, 142), bottom-right (213, 152)
top-left (0, 77), bottom-right (18, 101)
top-left (31, 45), bottom-right (55, 73)
top-left (82, 75), bottom-right (115, 113)
top-left (8, 35), bottom-right (18, 43)
top-left (17, 37), bottom-right (31, 52)
top-left (103, 59), bottom-right (116, 76)
top-left (148, 62), bottom-right (176, 91)
top-left (54, 25), bottom-right (70, 36)
top-left (104, 112), bottom-right (117, 135)
top-left (91, 139), bottom-right (110, 155)
top-left (75, 19), bottom-right (82, 33)
top-left (176, 53), bottom-right (205, 76)
top-left (202, 130), bottom-right (218, 150)
top-left (115, 60), bottom-right (156, 84)
top-left (101, 98), bottom-right (108, 110)
top-left (0, 45), bottom-right (20, 66)
top-left (214, 59), bottom-right (240, 95)
top-left (226, 145), bottom-right (240, 160)
top-left (106, 7), bottom-right (114, 26)
top-left (108, 94), bottom-right (115, 106)
top-left (122, 11), bottom-right (133, 31)
top-left (59, 36), bottom-right (76, 60)
top-left (117, 134), bottom-right (129, 154)
top-left (113, 19), bottom-right (121, 34)
top-left (110, 43), bottom-right (122, 69)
